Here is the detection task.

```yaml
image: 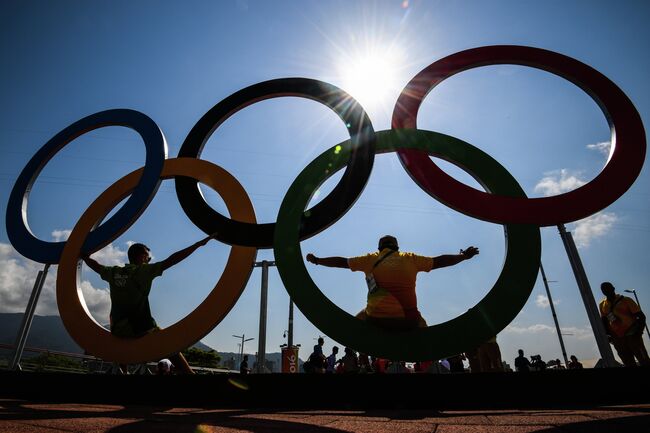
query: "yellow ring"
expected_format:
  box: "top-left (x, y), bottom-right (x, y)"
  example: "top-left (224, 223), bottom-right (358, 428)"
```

top-left (56, 158), bottom-right (257, 364)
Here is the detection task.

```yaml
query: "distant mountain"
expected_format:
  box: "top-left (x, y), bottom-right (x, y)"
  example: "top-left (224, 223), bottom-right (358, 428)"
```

top-left (0, 313), bottom-right (214, 358)
top-left (0, 313), bottom-right (304, 372)
top-left (0, 313), bottom-right (81, 355)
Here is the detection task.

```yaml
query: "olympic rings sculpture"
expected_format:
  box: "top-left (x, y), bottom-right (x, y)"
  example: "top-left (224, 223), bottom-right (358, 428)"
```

top-left (6, 46), bottom-right (645, 363)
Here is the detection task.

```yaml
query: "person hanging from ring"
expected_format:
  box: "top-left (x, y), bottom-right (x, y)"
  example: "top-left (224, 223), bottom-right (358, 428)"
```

top-left (82, 233), bottom-right (217, 373)
top-left (306, 235), bottom-right (479, 331)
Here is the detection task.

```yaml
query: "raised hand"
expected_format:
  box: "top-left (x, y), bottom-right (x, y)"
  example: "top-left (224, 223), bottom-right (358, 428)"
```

top-left (461, 246), bottom-right (479, 259)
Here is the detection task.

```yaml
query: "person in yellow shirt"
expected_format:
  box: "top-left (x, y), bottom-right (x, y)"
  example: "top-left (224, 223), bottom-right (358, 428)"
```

top-left (599, 282), bottom-right (649, 367)
top-left (306, 235), bottom-right (478, 330)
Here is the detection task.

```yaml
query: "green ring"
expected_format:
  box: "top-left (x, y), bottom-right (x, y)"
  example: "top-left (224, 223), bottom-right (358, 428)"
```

top-left (274, 129), bottom-right (541, 360)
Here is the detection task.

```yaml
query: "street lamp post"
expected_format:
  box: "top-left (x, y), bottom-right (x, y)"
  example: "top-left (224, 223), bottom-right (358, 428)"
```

top-left (232, 334), bottom-right (254, 368)
top-left (557, 224), bottom-right (617, 367)
top-left (540, 264), bottom-right (569, 367)
top-left (253, 260), bottom-right (276, 373)
top-left (624, 289), bottom-right (650, 338)
top-left (288, 298), bottom-right (294, 349)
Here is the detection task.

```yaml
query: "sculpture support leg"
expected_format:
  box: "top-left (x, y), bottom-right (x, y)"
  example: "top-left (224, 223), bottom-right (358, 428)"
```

top-left (558, 224), bottom-right (617, 367)
top-left (9, 264), bottom-right (50, 370)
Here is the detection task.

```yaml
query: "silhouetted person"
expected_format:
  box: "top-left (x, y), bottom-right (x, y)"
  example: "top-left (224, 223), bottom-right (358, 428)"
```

top-left (340, 347), bottom-right (360, 373)
top-left (530, 354), bottom-right (546, 371)
top-left (371, 356), bottom-right (387, 373)
top-left (359, 353), bottom-right (373, 373)
top-left (240, 355), bottom-right (251, 374)
top-left (326, 346), bottom-right (339, 373)
top-left (306, 235), bottom-right (478, 330)
top-left (568, 355), bottom-right (583, 370)
top-left (599, 282), bottom-right (650, 367)
top-left (83, 234), bottom-right (216, 374)
top-left (306, 337), bottom-right (326, 373)
top-left (447, 354), bottom-right (466, 373)
top-left (514, 349), bottom-right (531, 372)
top-left (465, 347), bottom-right (481, 373)
top-left (157, 358), bottom-right (172, 375)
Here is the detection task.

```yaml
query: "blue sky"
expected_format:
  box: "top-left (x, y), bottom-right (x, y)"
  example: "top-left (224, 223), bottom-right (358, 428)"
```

top-left (1, 0), bottom-right (649, 367)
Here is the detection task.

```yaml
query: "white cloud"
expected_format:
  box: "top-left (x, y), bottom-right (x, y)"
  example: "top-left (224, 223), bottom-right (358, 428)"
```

top-left (499, 322), bottom-right (601, 367)
top-left (572, 212), bottom-right (618, 248)
top-left (0, 243), bottom-right (52, 314)
top-left (51, 229), bottom-right (72, 242)
top-left (0, 242), bottom-right (110, 324)
top-left (90, 243), bottom-right (128, 266)
top-left (586, 141), bottom-right (611, 156)
top-left (534, 169), bottom-right (587, 196)
top-left (79, 280), bottom-right (111, 323)
top-left (51, 228), bottom-right (128, 266)
top-left (560, 326), bottom-right (595, 340)
top-left (505, 324), bottom-right (554, 334)
top-left (535, 294), bottom-right (560, 309)
top-left (504, 323), bottom-right (593, 340)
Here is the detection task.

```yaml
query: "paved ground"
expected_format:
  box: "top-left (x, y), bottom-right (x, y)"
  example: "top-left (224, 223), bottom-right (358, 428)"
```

top-left (1, 399), bottom-right (649, 433)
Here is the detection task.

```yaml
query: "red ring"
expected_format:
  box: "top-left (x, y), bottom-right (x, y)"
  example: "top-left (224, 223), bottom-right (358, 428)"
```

top-left (392, 45), bottom-right (646, 225)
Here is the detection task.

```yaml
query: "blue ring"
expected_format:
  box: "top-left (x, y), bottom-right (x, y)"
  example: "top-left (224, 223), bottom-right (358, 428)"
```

top-left (6, 109), bottom-right (167, 264)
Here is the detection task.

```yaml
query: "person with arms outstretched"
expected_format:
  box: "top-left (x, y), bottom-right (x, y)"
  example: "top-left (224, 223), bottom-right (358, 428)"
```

top-left (83, 234), bottom-right (216, 374)
top-left (306, 235), bottom-right (478, 330)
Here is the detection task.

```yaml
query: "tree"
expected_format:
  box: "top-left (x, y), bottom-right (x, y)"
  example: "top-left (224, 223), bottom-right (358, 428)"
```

top-left (30, 353), bottom-right (83, 371)
top-left (181, 347), bottom-right (221, 368)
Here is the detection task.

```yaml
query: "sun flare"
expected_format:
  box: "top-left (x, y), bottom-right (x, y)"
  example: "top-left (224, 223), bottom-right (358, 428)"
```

top-left (338, 47), bottom-right (404, 111)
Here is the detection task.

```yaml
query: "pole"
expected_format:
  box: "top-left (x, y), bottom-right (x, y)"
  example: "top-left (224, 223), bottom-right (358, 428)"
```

top-left (232, 334), bottom-right (254, 368)
top-left (625, 290), bottom-right (650, 338)
top-left (540, 264), bottom-right (569, 367)
top-left (558, 224), bottom-right (617, 367)
top-left (253, 260), bottom-right (275, 374)
top-left (10, 264), bottom-right (50, 370)
top-left (288, 298), bottom-right (294, 349)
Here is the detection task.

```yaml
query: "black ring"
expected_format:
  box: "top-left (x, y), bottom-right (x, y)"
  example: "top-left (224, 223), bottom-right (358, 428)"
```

top-left (175, 78), bottom-right (376, 248)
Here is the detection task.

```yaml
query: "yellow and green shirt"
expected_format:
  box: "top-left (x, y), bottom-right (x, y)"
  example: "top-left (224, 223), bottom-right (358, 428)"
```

top-left (99, 262), bottom-right (163, 337)
top-left (599, 295), bottom-right (641, 338)
top-left (348, 249), bottom-right (434, 320)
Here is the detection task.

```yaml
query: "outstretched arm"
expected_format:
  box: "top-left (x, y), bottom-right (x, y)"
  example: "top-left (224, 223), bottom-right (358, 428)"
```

top-left (160, 233), bottom-right (216, 271)
top-left (306, 253), bottom-right (350, 269)
top-left (433, 246), bottom-right (479, 269)
top-left (82, 255), bottom-right (103, 274)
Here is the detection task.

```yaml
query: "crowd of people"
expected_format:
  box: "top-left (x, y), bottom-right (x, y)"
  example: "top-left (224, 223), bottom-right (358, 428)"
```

top-left (84, 233), bottom-right (648, 375)
top-left (299, 337), bottom-right (598, 374)
top-left (302, 335), bottom-right (507, 374)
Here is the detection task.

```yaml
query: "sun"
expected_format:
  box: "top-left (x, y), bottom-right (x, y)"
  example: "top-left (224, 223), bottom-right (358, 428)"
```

top-left (337, 47), bottom-right (404, 111)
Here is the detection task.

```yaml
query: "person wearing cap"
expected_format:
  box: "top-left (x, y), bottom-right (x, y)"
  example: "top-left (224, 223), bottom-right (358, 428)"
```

top-left (306, 235), bottom-right (478, 330)
top-left (599, 281), bottom-right (649, 367)
top-left (157, 358), bottom-right (173, 375)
